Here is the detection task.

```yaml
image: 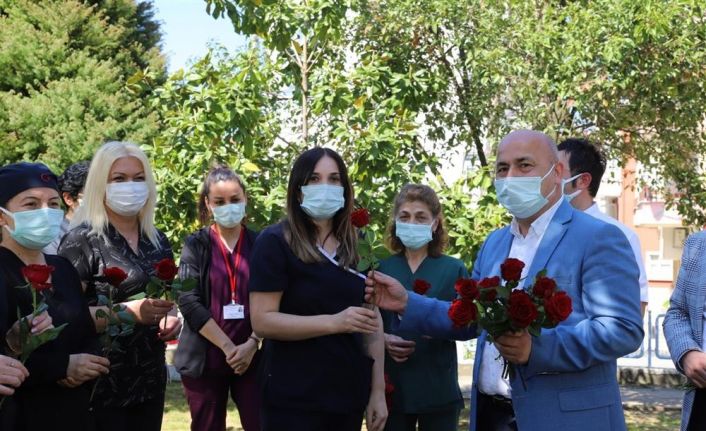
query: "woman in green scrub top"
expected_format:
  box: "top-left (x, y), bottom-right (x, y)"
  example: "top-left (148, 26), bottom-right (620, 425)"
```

top-left (379, 184), bottom-right (466, 431)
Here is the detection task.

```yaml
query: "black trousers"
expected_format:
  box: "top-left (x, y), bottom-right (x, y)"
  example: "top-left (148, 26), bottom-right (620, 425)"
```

top-left (91, 393), bottom-right (166, 431)
top-left (261, 405), bottom-right (364, 431)
top-left (476, 392), bottom-right (518, 431)
top-left (687, 388), bottom-right (706, 431)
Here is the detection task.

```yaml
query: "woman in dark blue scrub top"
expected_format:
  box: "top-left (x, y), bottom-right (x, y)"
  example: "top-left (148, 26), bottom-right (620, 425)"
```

top-left (249, 147), bottom-right (387, 431)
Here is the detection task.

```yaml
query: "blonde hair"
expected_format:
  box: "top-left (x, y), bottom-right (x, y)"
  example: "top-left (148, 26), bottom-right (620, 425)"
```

top-left (72, 141), bottom-right (161, 247)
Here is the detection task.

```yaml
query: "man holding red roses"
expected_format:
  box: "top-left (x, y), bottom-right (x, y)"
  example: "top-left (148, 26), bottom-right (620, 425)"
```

top-left (366, 130), bottom-right (643, 431)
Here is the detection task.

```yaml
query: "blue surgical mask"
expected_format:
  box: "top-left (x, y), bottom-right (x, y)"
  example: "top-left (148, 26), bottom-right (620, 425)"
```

top-left (300, 184), bottom-right (345, 220)
top-left (0, 206), bottom-right (65, 250)
top-left (395, 221), bottom-right (434, 250)
top-left (494, 164), bottom-right (557, 219)
top-left (212, 203), bottom-right (246, 228)
top-left (561, 173), bottom-right (583, 203)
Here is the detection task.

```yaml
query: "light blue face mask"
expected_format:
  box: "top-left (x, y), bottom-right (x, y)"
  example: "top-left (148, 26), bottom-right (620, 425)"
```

top-left (300, 184), bottom-right (345, 220)
top-left (1, 206), bottom-right (65, 250)
top-left (494, 164), bottom-right (557, 219)
top-left (395, 221), bottom-right (434, 250)
top-left (212, 202), bottom-right (246, 228)
top-left (561, 173), bottom-right (583, 203)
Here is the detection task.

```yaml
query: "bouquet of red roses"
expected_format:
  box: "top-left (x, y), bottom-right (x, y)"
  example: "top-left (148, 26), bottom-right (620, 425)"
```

top-left (448, 258), bottom-right (572, 341)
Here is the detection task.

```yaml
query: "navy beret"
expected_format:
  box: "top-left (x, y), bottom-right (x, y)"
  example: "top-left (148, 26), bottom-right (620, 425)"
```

top-left (0, 162), bottom-right (59, 208)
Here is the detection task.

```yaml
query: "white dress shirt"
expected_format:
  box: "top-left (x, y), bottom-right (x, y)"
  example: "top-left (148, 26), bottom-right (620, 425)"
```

top-left (585, 203), bottom-right (648, 303)
top-left (478, 198), bottom-right (564, 398)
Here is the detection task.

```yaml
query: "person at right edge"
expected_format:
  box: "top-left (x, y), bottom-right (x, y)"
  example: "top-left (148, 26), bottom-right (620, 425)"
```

top-left (664, 231), bottom-right (706, 430)
top-left (365, 130), bottom-right (643, 431)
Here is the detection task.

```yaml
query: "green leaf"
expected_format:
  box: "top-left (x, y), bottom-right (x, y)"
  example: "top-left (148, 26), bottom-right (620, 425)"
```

top-left (126, 292), bottom-right (146, 301)
top-left (97, 295), bottom-right (110, 306)
top-left (180, 278), bottom-right (197, 291)
top-left (117, 311), bottom-right (135, 324)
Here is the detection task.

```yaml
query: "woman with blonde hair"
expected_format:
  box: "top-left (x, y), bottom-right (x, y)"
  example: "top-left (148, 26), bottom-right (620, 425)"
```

top-left (58, 141), bottom-right (179, 431)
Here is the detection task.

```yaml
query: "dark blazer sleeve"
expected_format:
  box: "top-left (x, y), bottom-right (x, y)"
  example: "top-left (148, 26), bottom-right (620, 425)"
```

top-left (178, 234), bottom-right (212, 332)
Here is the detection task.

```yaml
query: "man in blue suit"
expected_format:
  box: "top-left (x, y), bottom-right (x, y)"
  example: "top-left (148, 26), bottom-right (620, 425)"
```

top-left (366, 130), bottom-right (643, 430)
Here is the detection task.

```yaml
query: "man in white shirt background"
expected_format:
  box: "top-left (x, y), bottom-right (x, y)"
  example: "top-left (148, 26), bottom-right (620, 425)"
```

top-left (558, 138), bottom-right (649, 316)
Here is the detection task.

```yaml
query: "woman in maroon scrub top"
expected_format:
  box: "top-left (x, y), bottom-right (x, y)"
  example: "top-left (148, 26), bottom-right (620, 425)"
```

top-left (175, 165), bottom-right (261, 431)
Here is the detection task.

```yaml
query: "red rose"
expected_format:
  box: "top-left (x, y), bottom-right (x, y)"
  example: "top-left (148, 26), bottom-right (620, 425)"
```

top-left (103, 267), bottom-right (128, 288)
top-left (500, 258), bottom-right (525, 282)
top-left (21, 264), bottom-right (54, 284)
top-left (413, 279), bottom-right (431, 295)
top-left (384, 373), bottom-right (395, 410)
top-left (532, 276), bottom-right (557, 299)
top-left (507, 290), bottom-right (538, 329)
top-left (448, 298), bottom-right (477, 327)
top-left (21, 264), bottom-right (55, 291)
top-left (544, 291), bottom-right (573, 324)
top-left (455, 278), bottom-right (479, 300)
top-left (478, 276), bottom-right (500, 289)
top-left (351, 208), bottom-right (370, 228)
top-left (154, 258), bottom-right (178, 281)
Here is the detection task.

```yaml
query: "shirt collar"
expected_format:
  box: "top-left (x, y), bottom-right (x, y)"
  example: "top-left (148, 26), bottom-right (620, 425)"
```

top-left (584, 202), bottom-right (600, 217)
top-left (510, 197), bottom-right (565, 239)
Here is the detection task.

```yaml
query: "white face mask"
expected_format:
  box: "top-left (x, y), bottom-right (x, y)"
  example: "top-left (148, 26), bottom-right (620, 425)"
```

top-left (494, 164), bottom-right (557, 219)
top-left (395, 221), bottom-right (434, 250)
top-left (211, 202), bottom-right (246, 228)
top-left (300, 184), bottom-right (345, 220)
top-left (105, 182), bottom-right (149, 216)
top-left (561, 173), bottom-right (584, 203)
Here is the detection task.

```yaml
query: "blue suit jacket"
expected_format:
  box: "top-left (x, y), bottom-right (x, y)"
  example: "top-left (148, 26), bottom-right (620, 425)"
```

top-left (396, 199), bottom-right (643, 430)
top-left (664, 231), bottom-right (706, 430)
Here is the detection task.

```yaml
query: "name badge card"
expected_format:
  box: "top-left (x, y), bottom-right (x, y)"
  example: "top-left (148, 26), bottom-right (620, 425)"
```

top-left (223, 303), bottom-right (245, 320)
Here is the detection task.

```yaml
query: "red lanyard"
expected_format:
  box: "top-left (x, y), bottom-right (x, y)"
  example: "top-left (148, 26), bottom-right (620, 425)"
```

top-left (213, 225), bottom-right (244, 304)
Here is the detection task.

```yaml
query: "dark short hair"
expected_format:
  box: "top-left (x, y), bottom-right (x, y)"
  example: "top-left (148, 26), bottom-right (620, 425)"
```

top-left (197, 164), bottom-right (247, 225)
top-left (557, 138), bottom-right (606, 197)
top-left (385, 184), bottom-right (448, 257)
top-left (57, 161), bottom-right (90, 203)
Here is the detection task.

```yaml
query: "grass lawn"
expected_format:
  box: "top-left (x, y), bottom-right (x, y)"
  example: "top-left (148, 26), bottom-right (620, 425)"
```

top-left (162, 382), bottom-right (681, 430)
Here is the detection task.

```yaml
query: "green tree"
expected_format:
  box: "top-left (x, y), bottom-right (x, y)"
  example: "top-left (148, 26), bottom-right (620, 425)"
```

top-left (506, 0), bottom-right (706, 225)
top-left (150, 0), bottom-right (706, 264)
top-left (0, 0), bottom-right (165, 171)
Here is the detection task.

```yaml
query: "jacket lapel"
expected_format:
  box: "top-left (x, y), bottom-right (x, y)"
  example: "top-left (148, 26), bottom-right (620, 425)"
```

top-left (525, 200), bottom-right (573, 281)
top-left (490, 230), bottom-right (514, 275)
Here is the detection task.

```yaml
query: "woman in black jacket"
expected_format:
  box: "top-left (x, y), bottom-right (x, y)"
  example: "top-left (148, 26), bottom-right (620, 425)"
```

top-left (0, 162), bottom-right (109, 431)
top-left (174, 165), bottom-right (261, 431)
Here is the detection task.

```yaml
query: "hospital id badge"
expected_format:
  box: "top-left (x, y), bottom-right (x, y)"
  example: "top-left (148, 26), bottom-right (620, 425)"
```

top-left (223, 303), bottom-right (245, 320)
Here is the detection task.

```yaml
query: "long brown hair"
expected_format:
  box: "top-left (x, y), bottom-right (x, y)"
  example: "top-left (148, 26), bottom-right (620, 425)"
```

top-left (385, 183), bottom-right (448, 257)
top-left (283, 148), bottom-right (358, 268)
